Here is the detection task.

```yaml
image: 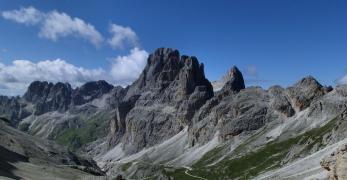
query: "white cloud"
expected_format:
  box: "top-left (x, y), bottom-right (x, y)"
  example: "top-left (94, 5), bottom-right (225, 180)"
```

top-left (1, 7), bottom-right (149, 95)
top-left (39, 11), bottom-right (103, 46)
top-left (336, 75), bottom-right (347, 85)
top-left (110, 47), bottom-right (148, 85)
top-left (108, 23), bottom-right (139, 50)
top-left (0, 48), bottom-right (149, 96)
top-left (2, 6), bottom-right (43, 25)
top-left (2, 7), bottom-right (103, 47)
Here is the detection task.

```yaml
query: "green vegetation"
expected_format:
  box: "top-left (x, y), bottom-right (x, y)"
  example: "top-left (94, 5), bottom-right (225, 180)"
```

top-left (55, 111), bottom-right (111, 150)
top-left (121, 162), bottom-right (133, 172)
top-left (297, 117), bottom-right (338, 152)
top-left (193, 143), bottom-right (227, 168)
top-left (193, 134), bottom-right (303, 179)
top-left (164, 168), bottom-right (198, 180)
top-left (232, 128), bottom-right (267, 155)
top-left (168, 117), bottom-right (338, 179)
top-left (18, 122), bottom-right (30, 132)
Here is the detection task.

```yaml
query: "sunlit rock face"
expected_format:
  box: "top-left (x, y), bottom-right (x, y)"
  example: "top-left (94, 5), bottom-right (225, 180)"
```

top-left (108, 48), bottom-right (214, 154)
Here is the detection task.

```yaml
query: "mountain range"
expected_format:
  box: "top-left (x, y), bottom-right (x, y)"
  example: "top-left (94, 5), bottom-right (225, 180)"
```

top-left (1, 47), bottom-right (347, 179)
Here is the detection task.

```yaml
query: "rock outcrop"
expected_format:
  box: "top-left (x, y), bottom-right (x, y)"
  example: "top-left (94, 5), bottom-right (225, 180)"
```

top-left (188, 65), bottom-right (267, 146)
top-left (321, 144), bottom-right (347, 180)
top-left (220, 66), bottom-right (245, 93)
top-left (22, 80), bottom-right (114, 115)
top-left (286, 76), bottom-right (326, 112)
top-left (24, 81), bottom-right (73, 115)
top-left (212, 66), bottom-right (245, 92)
top-left (268, 85), bottom-right (295, 117)
top-left (72, 80), bottom-right (114, 105)
top-left (109, 48), bottom-right (214, 154)
top-left (0, 96), bottom-right (28, 126)
top-left (189, 86), bottom-right (269, 146)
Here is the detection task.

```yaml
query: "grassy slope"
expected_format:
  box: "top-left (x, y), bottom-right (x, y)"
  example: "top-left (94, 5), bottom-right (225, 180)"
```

top-left (55, 110), bottom-right (111, 150)
top-left (166, 117), bottom-right (338, 179)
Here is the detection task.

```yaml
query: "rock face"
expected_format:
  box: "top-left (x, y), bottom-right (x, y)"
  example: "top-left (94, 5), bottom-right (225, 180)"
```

top-left (268, 85), bottom-right (295, 117)
top-left (189, 87), bottom-right (269, 146)
top-left (22, 80), bottom-right (114, 115)
top-left (321, 144), bottom-right (347, 180)
top-left (286, 76), bottom-right (326, 112)
top-left (220, 66), bottom-right (245, 93)
top-left (24, 81), bottom-right (73, 115)
top-left (72, 80), bottom-right (114, 105)
top-left (187, 75), bottom-right (334, 148)
top-left (212, 66), bottom-right (245, 92)
top-left (0, 96), bottom-right (27, 126)
top-left (268, 76), bottom-right (329, 117)
top-left (187, 65), bottom-right (267, 146)
top-left (109, 48), bottom-right (214, 154)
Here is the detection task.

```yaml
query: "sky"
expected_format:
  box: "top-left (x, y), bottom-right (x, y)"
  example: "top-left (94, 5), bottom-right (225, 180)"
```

top-left (0, 0), bottom-right (347, 95)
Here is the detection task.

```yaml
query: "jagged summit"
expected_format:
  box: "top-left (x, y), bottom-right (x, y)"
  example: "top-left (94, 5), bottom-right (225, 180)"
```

top-left (221, 66), bottom-right (245, 93)
top-left (294, 75), bottom-right (323, 89)
top-left (126, 47), bottom-right (213, 99)
top-left (72, 80), bottom-right (114, 105)
top-left (110, 47), bottom-right (214, 153)
top-left (287, 75), bottom-right (326, 111)
top-left (23, 81), bottom-right (71, 103)
top-left (212, 65), bottom-right (245, 92)
top-left (2, 47), bottom-right (347, 180)
top-left (23, 80), bottom-right (114, 115)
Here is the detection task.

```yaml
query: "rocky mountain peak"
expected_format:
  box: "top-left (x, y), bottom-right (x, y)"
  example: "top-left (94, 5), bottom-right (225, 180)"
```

top-left (110, 48), bottom-right (214, 153)
top-left (126, 47), bottom-right (213, 100)
top-left (23, 81), bottom-right (53, 103)
top-left (72, 80), bottom-right (114, 105)
top-left (287, 76), bottom-right (326, 111)
top-left (23, 80), bottom-right (115, 115)
top-left (220, 66), bottom-right (245, 93)
top-left (27, 81), bottom-right (72, 115)
top-left (24, 81), bottom-right (72, 103)
top-left (294, 75), bottom-right (323, 89)
top-left (212, 66), bottom-right (245, 92)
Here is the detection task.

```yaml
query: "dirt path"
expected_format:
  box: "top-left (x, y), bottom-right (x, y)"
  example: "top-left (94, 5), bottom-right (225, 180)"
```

top-left (183, 166), bottom-right (208, 180)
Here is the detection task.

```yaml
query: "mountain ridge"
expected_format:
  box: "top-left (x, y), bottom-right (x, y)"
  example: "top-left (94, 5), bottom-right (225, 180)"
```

top-left (1, 47), bottom-right (347, 180)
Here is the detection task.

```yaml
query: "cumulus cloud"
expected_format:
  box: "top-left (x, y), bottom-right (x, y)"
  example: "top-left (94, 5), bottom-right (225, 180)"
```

top-left (108, 23), bottom-right (139, 50)
top-left (2, 6), bottom-right (103, 47)
top-left (110, 47), bottom-right (148, 85)
top-left (0, 48), bottom-right (149, 95)
top-left (1, 7), bottom-right (149, 95)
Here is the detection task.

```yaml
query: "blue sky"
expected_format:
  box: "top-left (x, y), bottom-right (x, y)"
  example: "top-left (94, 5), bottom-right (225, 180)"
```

top-left (0, 0), bottom-right (347, 95)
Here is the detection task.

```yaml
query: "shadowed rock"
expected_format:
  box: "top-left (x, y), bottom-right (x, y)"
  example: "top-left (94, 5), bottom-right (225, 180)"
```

top-left (220, 66), bottom-right (245, 93)
top-left (72, 80), bottom-right (114, 105)
top-left (109, 47), bottom-right (214, 154)
top-left (22, 80), bottom-right (115, 115)
top-left (269, 85), bottom-right (295, 117)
